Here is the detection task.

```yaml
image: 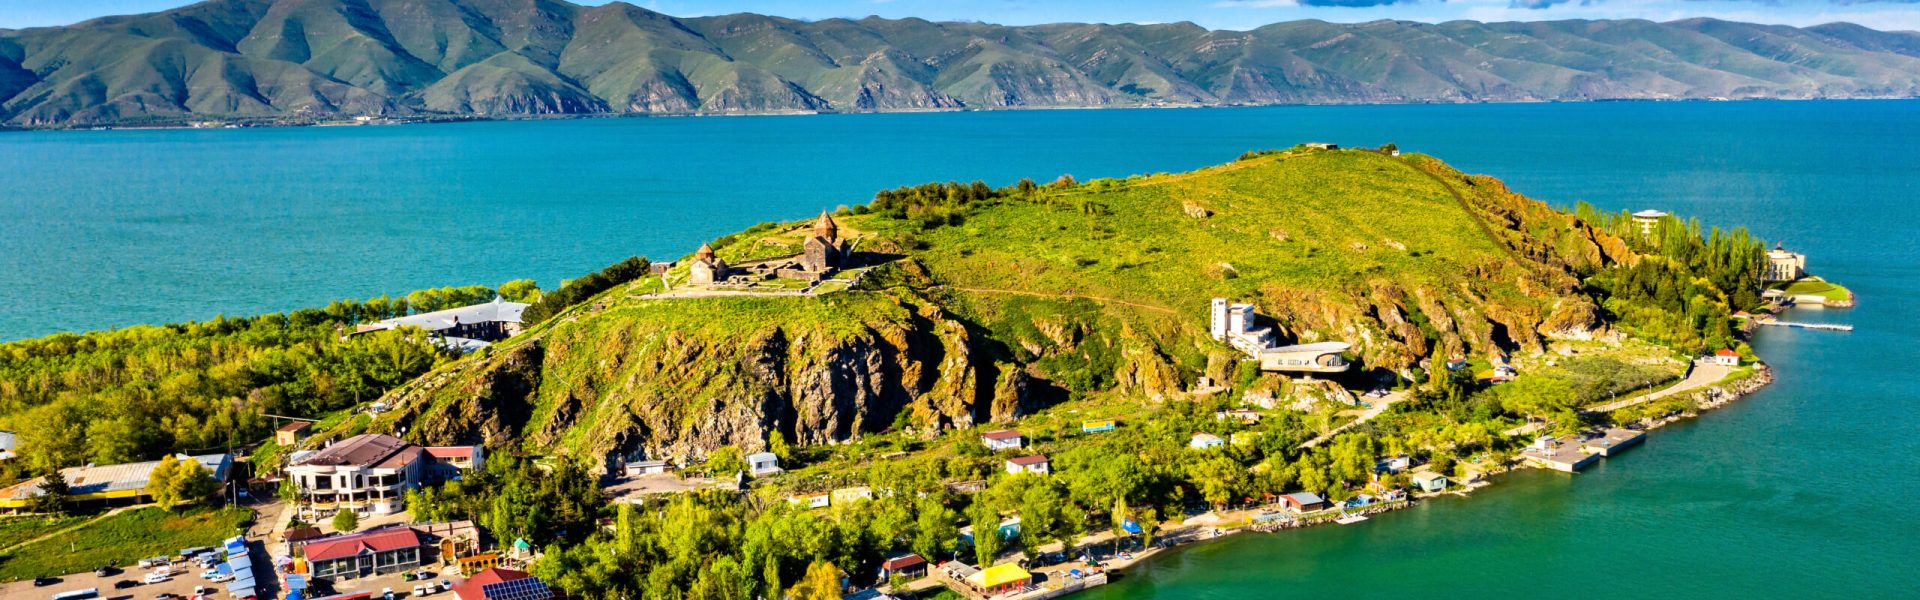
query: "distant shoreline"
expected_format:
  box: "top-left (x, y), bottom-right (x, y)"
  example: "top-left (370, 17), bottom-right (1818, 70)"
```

top-left (6, 95), bottom-right (1918, 134)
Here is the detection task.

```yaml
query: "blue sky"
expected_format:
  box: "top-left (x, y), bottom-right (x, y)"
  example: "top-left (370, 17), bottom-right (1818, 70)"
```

top-left (4, 0), bottom-right (1919, 31)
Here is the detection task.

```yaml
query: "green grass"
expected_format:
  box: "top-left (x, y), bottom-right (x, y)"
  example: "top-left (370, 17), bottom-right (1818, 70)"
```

top-left (0, 515), bottom-right (87, 551)
top-left (1771, 279), bottom-right (1851, 302)
top-left (0, 507), bottom-right (251, 581)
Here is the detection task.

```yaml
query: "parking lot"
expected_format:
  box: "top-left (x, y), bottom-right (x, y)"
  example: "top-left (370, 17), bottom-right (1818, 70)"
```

top-left (5, 539), bottom-right (281, 600)
top-left (304, 564), bottom-right (463, 600)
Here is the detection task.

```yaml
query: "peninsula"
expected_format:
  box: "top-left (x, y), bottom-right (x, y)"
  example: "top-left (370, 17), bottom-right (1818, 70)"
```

top-left (0, 146), bottom-right (1828, 600)
top-left (5, 0), bottom-right (1920, 128)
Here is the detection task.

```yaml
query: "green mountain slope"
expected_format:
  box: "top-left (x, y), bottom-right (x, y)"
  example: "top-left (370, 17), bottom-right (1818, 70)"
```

top-left (343, 147), bottom-right (1642, 469)
top-left (3, 2), bottom-right (1919, 127)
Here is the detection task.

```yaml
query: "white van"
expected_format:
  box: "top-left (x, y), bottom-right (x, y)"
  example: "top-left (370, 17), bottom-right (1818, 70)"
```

top-left (142, 570), bottom-right (170, 584)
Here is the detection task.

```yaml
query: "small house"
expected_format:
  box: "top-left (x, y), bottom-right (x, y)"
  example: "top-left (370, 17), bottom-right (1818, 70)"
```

top-left (275, 422), bottom-right (312, 446)
top-left (1712, 349), bottom-right (1740, 367)
top-left (1189, 433), bottom-right (1225, 450)
top-left (981, 430), bottom-right (1024, 452)
top-left (1282, 492), bottom-right (1327, 513)
top-left (1375, 455), bottom-right (1411, 474)
top-left (626, 460), bottom-right (672, 477)
top-left (1412, 471), bottom-right (1448, 493)
top-left (879, 553), bottom-right (928, 580)
top-left (831, 486), bottom-right (874, 505)
top-left (788, 493), bottom-right (831, 509)
top-left (1216, 409), bottom-right (1262, 424)
top-left (1081, 419), bottom-right (1117, 434)
top-left (746, 452), bottom-right (782, 476)
top-left (1005, 455), bottom-right (1050, 476)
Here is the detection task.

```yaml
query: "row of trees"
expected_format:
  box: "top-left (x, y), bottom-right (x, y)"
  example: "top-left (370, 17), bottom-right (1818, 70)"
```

top-left (0, 279), bottom-right (546, 482)
top-left (520, 257), bottom-right (650, 326)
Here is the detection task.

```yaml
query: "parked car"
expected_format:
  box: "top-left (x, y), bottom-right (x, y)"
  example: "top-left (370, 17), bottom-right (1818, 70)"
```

top-left (195, 585), bottom-right (214, 595)
top-left (139, 557), bottom-right (169, 569)
top-left (209, 572), bottom-right (235, 583)
top-left (142, 571), bottom-right (170, 584)
top-left (33, 576), bottom-right (56, 587)
top-left (97, 566), bottom-right (121, 577)
top-left (382, 587), bottom-right (395, 600)
top-left (413, 584), bottom-right (437, 596)
top-left (155, 594), bottom-right (183, 600)
top-left (440, 580), bottom-right (452, 592)
top-left (115, 580), bottom-right (142, 590)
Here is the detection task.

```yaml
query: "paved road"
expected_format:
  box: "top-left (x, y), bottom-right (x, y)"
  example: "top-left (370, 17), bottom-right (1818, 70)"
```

top-left (1301, 391), bottom-right (1406, 448)
top-left (1588, 362), bottom-right (1730, 413)
top-left (1503, 362), bottom-right (1731, 437)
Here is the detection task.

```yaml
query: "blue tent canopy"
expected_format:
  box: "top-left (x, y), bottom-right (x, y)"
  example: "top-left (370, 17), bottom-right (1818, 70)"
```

top-left (1121, 520), bottom-right (1142, 534)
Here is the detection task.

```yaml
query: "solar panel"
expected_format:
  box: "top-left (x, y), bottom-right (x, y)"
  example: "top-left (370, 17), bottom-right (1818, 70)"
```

top-left (480, 577), bottom-right (554, 600)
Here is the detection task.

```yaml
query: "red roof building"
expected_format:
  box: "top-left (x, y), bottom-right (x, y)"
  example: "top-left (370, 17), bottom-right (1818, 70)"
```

top-left (451, 568), bottom-right (554, 600)
top-left (881, 553), bottom-right (929, 579)
top-left (300, 526), bottom-right (426, 579)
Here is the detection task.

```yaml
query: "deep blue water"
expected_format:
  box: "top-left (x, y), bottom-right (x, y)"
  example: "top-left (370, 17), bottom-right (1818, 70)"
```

top-left (2, 100), bottom-right (1917, 596)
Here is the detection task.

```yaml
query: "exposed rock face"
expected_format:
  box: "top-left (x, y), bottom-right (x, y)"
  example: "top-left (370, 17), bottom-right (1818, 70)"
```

top-left (385, 291), bottom-right (1007, 469)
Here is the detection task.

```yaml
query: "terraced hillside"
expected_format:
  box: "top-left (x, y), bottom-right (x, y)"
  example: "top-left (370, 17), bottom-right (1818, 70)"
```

top-left (330, 147), bottom-right (1641, 468)
top-left (4, 0), bottom-right (1920, 127)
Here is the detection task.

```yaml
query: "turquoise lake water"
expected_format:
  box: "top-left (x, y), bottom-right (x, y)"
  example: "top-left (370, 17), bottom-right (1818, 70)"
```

top-left (2, 100), bottom-right (1916, 595)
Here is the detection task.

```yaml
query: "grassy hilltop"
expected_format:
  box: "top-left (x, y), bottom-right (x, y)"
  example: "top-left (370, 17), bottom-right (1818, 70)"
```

top-left (344, 146), bottom-right (1650, 466)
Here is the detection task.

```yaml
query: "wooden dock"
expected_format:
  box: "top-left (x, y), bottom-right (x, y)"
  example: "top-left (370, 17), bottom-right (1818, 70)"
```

top-left (1758, 320), bottom-right (1854, 332)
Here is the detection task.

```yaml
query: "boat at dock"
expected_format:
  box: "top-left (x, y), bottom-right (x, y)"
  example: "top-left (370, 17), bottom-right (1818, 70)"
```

top-left (1335, 514), bottom-right (1370, 525)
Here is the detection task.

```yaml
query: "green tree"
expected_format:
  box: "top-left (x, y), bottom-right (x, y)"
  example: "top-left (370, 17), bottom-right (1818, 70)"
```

top-left (768, 431), bottom-right (793, 463)
top-left (166, 459), bottom-right (219, 509)
top-left (149, 455), bottom-right (184, 510)
top-left (910, 498), bottom-right (958, 561)
top-left (1137, 507), bottom-right (1159, 548)
top-left (708, 446), bottom-right (746, 476)
top-left (790, 561), bottom-right (842, 600)
top-left (333, 508), bottom-right (360, 533)
top-left (498, 279), bottom-right (543, 303)
top-left (31, 470), bottom-right (70, 514)
top-left (967, 502), bottom-right (1003, 566)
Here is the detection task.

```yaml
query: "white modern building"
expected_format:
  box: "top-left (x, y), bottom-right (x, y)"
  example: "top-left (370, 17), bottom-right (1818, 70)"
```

top-left (289, 434), bottom-right (426, 519)
top-left (1764, 245), bottom-right (1807, 282)
top-left (1211, 298), bottom-right (1351, 374)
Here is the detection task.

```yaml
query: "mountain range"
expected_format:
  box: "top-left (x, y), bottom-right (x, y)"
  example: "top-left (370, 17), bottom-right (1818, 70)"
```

top-left (4, 0), bottom-right (1920, 127)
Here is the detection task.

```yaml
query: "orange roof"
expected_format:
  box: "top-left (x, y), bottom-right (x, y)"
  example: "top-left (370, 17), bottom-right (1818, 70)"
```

top-left (1007, 455), bottom-right (1049, 466)
top-left (1716, 349), bottom-right (1739, 357)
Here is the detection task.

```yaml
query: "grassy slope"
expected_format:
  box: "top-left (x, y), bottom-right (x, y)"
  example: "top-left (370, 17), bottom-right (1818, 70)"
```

top-left (0, 507), bottom-right (249, 581)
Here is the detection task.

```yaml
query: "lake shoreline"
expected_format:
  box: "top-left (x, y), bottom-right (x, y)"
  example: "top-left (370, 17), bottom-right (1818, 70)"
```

top-left (1023, 359), bottom-right (1778, 600)
top-left (8, 95), bottom-right (1919, 134)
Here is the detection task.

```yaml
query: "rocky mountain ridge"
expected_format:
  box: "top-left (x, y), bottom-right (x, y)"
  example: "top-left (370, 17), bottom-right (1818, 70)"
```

top-left (5, 1), bottom-right (1920, 127)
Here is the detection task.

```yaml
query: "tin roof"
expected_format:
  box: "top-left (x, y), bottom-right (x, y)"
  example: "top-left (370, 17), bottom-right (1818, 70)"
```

top-left (981, 430), bottom-right (1022, 441)
top-left (1007, 455), bottom-right (1049, 466)
top-left (0, 453), bottom-right (229, 500)
top-left (365, 298), bottom-right (528, 334)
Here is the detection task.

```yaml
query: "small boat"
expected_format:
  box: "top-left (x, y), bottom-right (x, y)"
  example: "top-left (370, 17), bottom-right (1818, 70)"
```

top-left (1335, 513), bottom-right (1370, 525)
